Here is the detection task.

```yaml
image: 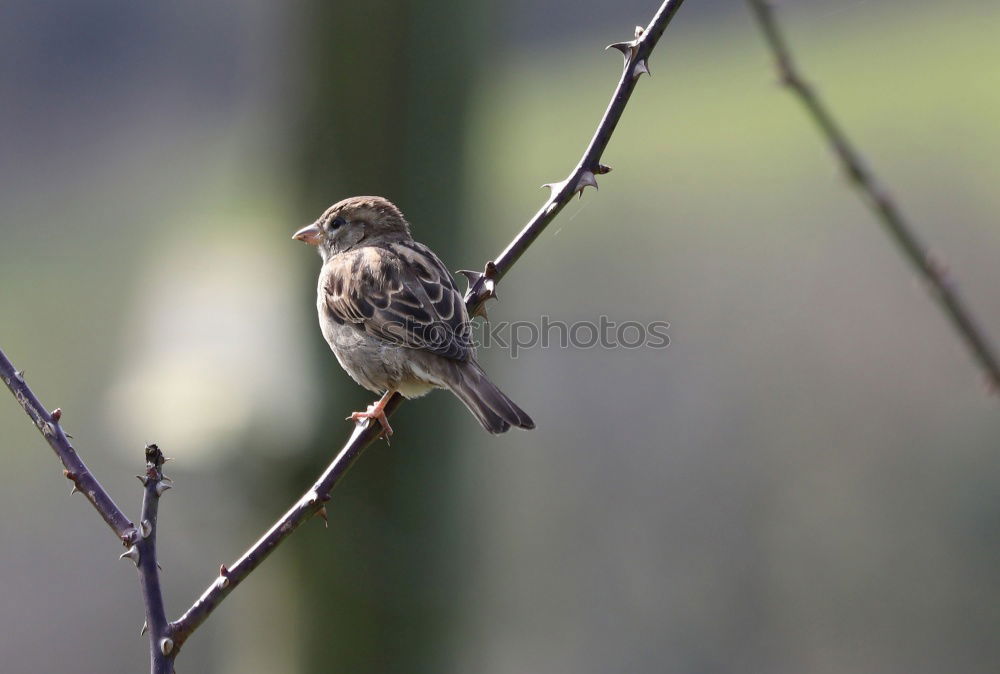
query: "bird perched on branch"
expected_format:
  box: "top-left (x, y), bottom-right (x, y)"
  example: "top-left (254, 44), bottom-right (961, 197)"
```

top-left (293, 196), bottom-right (534, 437)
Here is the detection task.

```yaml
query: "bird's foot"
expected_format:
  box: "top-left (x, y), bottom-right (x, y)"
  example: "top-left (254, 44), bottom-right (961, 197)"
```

top-left (348, 404), bottom-right (394, 441)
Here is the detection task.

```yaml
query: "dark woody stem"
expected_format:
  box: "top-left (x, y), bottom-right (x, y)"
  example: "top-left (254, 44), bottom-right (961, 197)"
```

top-left (0, 346), bottom-right (180, 672)
top-left (747, 0), bottom-right (1000, 394)
top-left (168, 0), bottom-right (687, 654)
top-left (133, 444), bottom-right (174, 674)
top-left (168, 410), bottom-right (398, 650)
top-left (464, 0), bottom-right (687, 312)
top-left (0, 346), bottom-right (137, 545)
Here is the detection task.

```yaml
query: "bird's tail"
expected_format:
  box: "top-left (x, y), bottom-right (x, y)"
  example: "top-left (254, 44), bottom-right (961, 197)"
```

top-left (447, 360), bottom-right (534, 434)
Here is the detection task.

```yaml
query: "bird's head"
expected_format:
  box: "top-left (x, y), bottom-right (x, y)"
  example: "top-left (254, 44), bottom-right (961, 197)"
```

top-left (293, 196), bottom-right (411, 260)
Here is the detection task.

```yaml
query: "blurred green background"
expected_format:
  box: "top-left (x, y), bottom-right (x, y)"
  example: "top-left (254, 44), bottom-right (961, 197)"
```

top-left (2, 0), bottom-right (999, 672)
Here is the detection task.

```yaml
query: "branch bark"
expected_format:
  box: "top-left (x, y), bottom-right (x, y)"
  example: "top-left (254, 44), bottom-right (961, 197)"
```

top-left (0, 346), bottom-right (137, 544)
top-left (169, 0), bottom-right (687, 654)
top-left (463, 0), bottom-right (685, 307)
top-left (2, 0), bottom-right (688, 668)
top-left (133, 444), bottom-right (174, 674)
top-left (0, 347), bottom-right (179, 671)
top-left (747, 0), bottom-right (1000, 394)
top-left (168, 413), bottom-right (393, 651)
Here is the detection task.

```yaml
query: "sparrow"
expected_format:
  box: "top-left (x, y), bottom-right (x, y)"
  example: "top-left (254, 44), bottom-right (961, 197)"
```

top-left (293, 196), bottom-right (534, 437)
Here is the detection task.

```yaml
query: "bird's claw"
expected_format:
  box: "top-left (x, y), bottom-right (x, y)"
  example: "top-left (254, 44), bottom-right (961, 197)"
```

top-left (347, 407), bottom-right (394, 442)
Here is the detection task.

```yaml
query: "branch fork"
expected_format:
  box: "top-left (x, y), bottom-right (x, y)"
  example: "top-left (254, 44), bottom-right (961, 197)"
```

top-left (0, 1), bottom-right (691, 671)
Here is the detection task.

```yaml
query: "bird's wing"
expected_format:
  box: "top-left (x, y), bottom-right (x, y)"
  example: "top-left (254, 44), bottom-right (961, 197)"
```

top-left (323, 242), bottom-right (474, 361)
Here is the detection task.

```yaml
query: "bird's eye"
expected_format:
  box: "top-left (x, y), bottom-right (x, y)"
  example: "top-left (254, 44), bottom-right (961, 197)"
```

top-left (331, 216), bottom-right (347, 230)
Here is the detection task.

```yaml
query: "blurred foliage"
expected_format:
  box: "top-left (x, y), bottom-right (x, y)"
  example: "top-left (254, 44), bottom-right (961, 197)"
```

top-left (1, 1), bottom-right (998, 673)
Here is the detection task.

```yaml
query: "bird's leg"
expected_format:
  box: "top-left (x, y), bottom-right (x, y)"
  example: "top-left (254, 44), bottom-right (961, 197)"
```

top-left (348, 390), bottom-right (395, 439)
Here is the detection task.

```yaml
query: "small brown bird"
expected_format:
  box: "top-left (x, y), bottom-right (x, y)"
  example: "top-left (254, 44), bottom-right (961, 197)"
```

top-left (293, 196), bottom-right (534, 436)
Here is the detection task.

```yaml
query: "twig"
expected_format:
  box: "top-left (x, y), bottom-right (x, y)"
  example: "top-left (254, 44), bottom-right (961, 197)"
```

top-left (0, 346), bottom-right (137, 544)
top-left (747, 0), bottom-right (1000, 394)
top-left (0, 347), bottom-right (179, 671)
top-left (168, 0), bottom-right (688, 653)
top-left (131, 444), bottom-right (174, 674)
top-left (2, 0), bottom-right (687, 666)
top-left (168, 413), bottom-right (393, 651)
top-left (462, 0), bottom-right (685, 310)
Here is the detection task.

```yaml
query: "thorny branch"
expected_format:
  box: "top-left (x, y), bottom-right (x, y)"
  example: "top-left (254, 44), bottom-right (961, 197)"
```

top-left (167, 416), bottom-right (387, 652)
top-left (4, 1), bottom-right (997, 670)
top-left (132, 444), bottom-right (174, 674)
top-left (1, 0), bottom-right (687, 670)
top-left (0, 349), bottom-right (174, 670)
top-left (0, 346), bottom-right (136, 544)
top-left (462, 0), bottom-right (685, 309)
top-left (168, 0), bottom-right (687, 656)
top-left (747, 0), bottom-right (1000, 394)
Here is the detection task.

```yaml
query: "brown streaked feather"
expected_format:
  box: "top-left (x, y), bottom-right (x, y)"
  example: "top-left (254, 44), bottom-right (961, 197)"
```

top-left (323, 242), bottom-right (474, 361)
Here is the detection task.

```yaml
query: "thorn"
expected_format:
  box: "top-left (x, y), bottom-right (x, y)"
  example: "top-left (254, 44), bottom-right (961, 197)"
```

top-left (157, 563), bottom-right (162, 571)
top-left (51, 408), bottom-right (62, 422)
top-left (460, 261), bottom-right (501, 309)
top-left (155, 482), bottom-right (172, 497)
top-left (542, 180), bottom-right (566, 197)
top-left (65, 433), bottom-right (73, 439)
top-left (632, 59), bottom-right (650, 80)
top-left (457, 269), bottom-right (482, 285)
top-left (140, 621), bottom-right (148, 636)
top-left (70, 485), bottom-right (79, 495)
top-left (120, 546), bottom-right (140, 566)
top-left (316, 506), bottom-right (329, 528)
top-left (605, 40), bottom-right (637, 62)
top-left (136, 475), bottom-right (149, 486)
top-left (574, 170), bottom-right (599, 196)
top-left (220, 564), bottom-right (230, 577)
top-left (594, 163), bottom-right (612, 175)
top-left (160, 476), bottom-right (174, 485)
top-left (140, 519), bottom-right (153, 539)
top-left (160, 637), bottom-right (174, 656)
top-left (162, 457), bottom-right (173, 463)
top-left (14, 370), bottom-right (24, 382)
top-left (634, 25), bottom-right (645, 39)
top-left (457, 269), bottom-right (484, 300)
top-left (471, 303), bottom-right (489, 322)
top-left (218, 575), bottom-right (230, 589)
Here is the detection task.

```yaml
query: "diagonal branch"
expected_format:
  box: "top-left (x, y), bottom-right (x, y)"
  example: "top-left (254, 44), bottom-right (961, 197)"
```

top-left (0, 346), bottom-right (137, 544)
top-left (168, 0), bottom-right (687, 653)
top-left (463, 0), bottom-right (685, 309)
top-left (168, 415), bottom-right (392, 651)
top-left (1, 347), bottom-right (177, 671)
top-left (747, 0), bottom-right (1000, 394)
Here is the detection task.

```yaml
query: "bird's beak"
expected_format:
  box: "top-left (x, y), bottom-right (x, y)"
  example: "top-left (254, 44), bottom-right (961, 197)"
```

top-left (292, 223), bottom-right (322, 246)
